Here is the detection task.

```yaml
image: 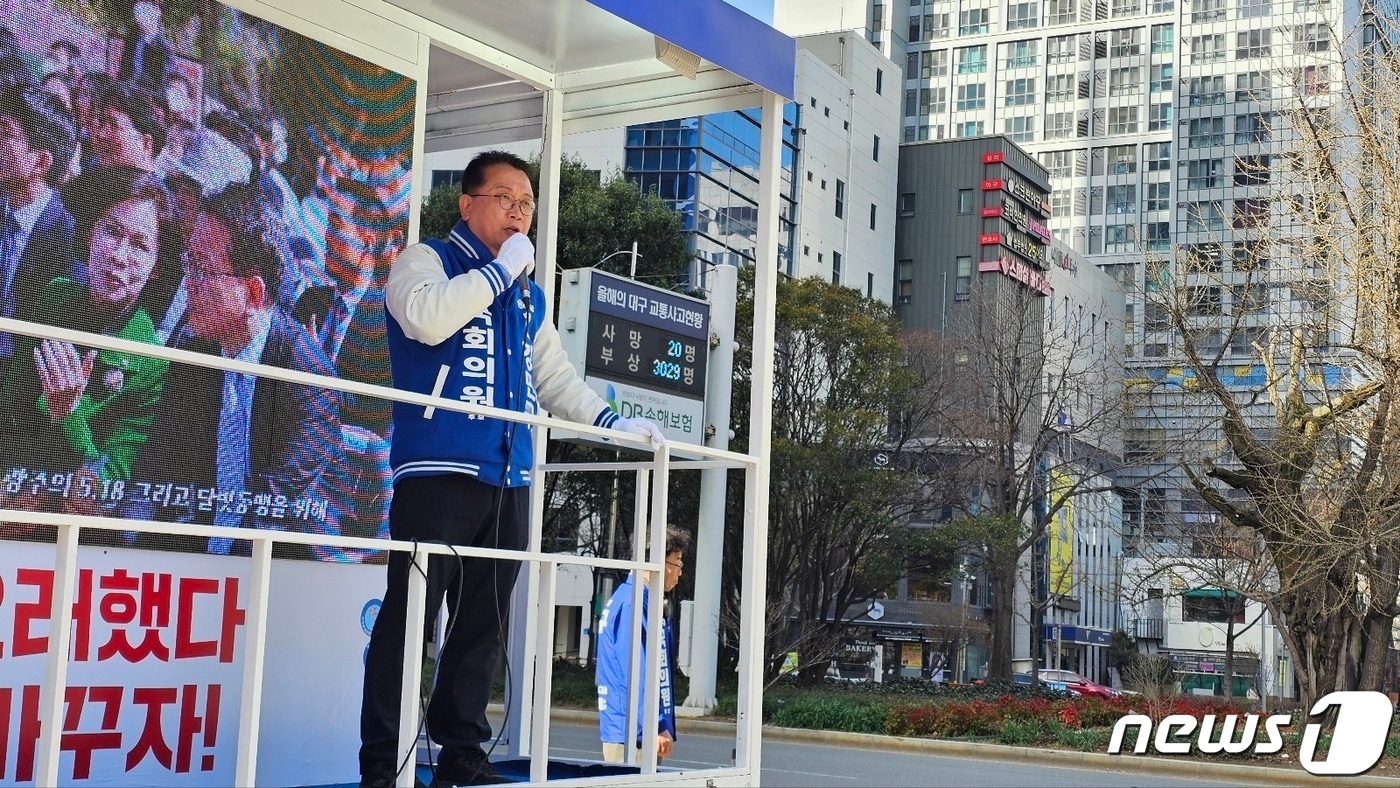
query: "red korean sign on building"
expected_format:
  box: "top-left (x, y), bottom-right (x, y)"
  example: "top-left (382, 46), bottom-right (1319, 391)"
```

top-left (979, 256), bottom-right (1054, 296)
top-left (0, 542), bottom-right (378, 786)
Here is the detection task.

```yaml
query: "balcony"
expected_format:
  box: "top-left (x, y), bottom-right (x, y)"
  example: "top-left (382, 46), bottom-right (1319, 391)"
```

top-left (1135, 617), bottom-right (1166, 640)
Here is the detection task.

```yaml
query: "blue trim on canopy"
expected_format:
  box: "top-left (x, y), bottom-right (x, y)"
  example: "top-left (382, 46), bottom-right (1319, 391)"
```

top-left (587, 0), bottom-right (797, 99)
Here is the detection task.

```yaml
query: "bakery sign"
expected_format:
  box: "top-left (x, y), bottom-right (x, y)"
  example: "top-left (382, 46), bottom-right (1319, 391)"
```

top-left (979, 255), bottom-right (1053, 296)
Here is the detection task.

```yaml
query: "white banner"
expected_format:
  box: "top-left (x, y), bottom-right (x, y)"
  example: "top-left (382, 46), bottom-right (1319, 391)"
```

top-left (0, 542), bottom-right (381, 786)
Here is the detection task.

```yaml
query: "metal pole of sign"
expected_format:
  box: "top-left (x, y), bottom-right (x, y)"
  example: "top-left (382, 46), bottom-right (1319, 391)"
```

top-left (629, 239), bottom-right (639, 278)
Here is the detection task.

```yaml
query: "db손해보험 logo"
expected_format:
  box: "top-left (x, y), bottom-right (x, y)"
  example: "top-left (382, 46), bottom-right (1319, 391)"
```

top-left (1107, 690), bottom-right (1393, 776)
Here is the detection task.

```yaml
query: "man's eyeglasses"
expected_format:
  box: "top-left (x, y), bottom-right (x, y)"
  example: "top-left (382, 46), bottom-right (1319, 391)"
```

top-left (181, 252), bottom-right (245, 283)
top-left (466, 193), bottom-right (537, 216)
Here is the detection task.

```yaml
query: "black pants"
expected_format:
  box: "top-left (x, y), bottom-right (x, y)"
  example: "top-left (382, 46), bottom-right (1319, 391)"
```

top-left (359, 474), bottom-right (528, 774)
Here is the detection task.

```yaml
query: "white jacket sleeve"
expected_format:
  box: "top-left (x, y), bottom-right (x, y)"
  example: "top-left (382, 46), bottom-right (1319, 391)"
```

top-left (384, 242), bottom-right (515, 346)
top-left (532, 293), bottom-right (616, 426)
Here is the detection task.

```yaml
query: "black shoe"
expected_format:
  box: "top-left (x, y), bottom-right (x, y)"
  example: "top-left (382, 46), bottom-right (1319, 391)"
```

top-left (432, 748), bottom-right (510, 786)
top-left (360, 763), bottom-right (429, 788)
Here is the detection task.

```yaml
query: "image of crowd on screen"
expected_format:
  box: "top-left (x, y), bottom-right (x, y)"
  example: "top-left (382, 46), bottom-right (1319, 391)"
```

top-left (0, 0), bottom-right (411, 558)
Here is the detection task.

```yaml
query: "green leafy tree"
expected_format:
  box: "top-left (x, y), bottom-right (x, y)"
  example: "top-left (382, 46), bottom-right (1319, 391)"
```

top-left (724, 270), bottom-right (936, 683)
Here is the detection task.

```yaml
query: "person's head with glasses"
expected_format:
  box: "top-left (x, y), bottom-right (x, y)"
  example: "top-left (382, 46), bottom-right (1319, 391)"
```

top-left (63, 164), bottom-right (172, 320)
top-left (457, 150), bottom-right (536, 256)
top-left (662, 525), bottom-right (691, 593)
top-left (183, 182), bottom-right (287, 356)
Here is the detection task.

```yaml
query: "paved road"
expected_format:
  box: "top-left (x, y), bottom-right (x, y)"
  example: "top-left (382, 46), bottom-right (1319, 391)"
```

top-left (533, 719), bottom-right (1249, 787)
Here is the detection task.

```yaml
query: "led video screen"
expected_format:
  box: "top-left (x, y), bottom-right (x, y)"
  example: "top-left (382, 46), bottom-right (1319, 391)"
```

top-left (0, 0), bottom-right (415, 563)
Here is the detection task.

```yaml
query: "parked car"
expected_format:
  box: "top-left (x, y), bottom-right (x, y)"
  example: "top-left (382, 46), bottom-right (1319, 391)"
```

top-left (1035, 669), bottom-right (1120, 699)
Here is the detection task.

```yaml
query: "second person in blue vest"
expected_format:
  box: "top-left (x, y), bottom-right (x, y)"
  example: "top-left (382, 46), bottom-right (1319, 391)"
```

top-left (358, 150), bottom-right (666, 788)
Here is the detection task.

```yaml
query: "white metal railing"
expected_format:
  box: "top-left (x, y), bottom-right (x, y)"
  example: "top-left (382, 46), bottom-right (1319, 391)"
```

top-left (0, 314), bottom-right (760, 787)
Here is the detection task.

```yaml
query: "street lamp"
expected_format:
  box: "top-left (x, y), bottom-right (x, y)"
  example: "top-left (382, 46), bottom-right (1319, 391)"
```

top-left (593, 241), bottom-right (643, 278)
top-left (956, 560), bottom-right (978, 684)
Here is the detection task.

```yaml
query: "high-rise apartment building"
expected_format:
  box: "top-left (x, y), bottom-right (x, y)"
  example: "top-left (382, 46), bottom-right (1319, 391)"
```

top-left (866, 0), bottom-right (1348, 549)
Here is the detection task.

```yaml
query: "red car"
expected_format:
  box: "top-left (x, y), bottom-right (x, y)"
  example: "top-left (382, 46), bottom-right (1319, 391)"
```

top-left (1036, 669), bottom-right (1120, 699)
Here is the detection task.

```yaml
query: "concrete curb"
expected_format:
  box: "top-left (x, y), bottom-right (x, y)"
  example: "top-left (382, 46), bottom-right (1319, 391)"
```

top-left (535, 706), bottom-right (1400, 786)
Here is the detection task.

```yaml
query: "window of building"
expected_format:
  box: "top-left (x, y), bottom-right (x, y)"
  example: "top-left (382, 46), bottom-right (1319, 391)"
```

top-left (897, 259), bottom-right (914, 304)
top-left (1109, 67), bottom-right (1141, 96)
top-left (868, 272), bottom-right (875, 299)
top-left (1234, 240), bottom-right (1271, 270)
top-left (1239, 0), bottom-right (1272, 16)
top-left (1108, 106), bottom-right (1139, 135)
top-left (873, 134), bottom-right (881, 161)
top-left (1105, 224), bottom-right (1135, 253)
top-left (1187, 117), bottom-right (1225, 147)
top-left (1048, 0), bottom-right (1077, 24)
top-left (1300, 65), bottom-right (1330, 95)
top-left (956, 82), bottom-right (987, 110)
top-left (956, 255), bottom-right (973, 299)
top-left (1051, 190), bottom-right (1070, 217)
top-left (1148, 143), bottom-right (1171, 171)
top-left (1111, 28), bottom-right (1143, 56)
top-left (1042, 149), bottom-right (1074, 178)
top-left (1233, 198), bottom-right (1270, 228)
top-left (1005, 39), bottom-right (1039, 68)
top-left (1149, 102), bottom-right (1172, 131)
top-left (899, 192), bottom-right (916, 216)
top-left (870, 203), bottom-right (878, 230)
top-left (1190, 0), bottom-right (1225, 21)
top-left (1188, 75), bottom-right (1226, 106)
top-left (958, 188), bottom-right (975, 213)
top-left (1146, 221), bottom-right (1171, 250)
top-left (1184, 242), bottom-right (1224, 272)
top-left (1150, 63), bottom-right (1173, 93)
top-left (1047, 74), bottom-right (1075, 101)
top-left (1005, 78), bottom-right (1037, 105)
top-left (1045, 111), bottom-right (1074, 139)
top-left (956, 45), bottom-right (988, 74)
top-left (1047, 33), bottom-right (1077, 61)
top-left (1146, 181), bottom-right (1170, 211)
top-left (835, 179), bottom-right (845, 218)
top-left (1007, 1), bottom-right (1039, 29)
top-left (1185, 201), bottom-right (1226, 232)
top-left (1231, 325), bottom-right (1270, 356)
top-left (959, 7), bottom-right (991, 34)
top-left (905, 88), bottom-right (917, 116)
top-left (833, 251), bottom-right (843, 283)
top-left (956, 120), bottom-right (985, 137)
top-left (1182, 591), bottom-right (1245, 623)
top-left (1236, 71), bottom-right (1272, 101)
top-left (1189, 34), bottom-right (1226, 63)
top-left (925, 13), bottom-right (952, 39)
top-left (1004, 115), bottom-right (1035, 141)
top-left (1112, 0), bottom-right (1141, 16)
top-left (1295, 23), bottom-right (1330, 52)
top-left (876, 68), bottom-right (884, 94)
top-left (1107, 144), bottom-right (1137, 173)
top-left (1234, 154), bottom-right (1271, 186)
top-left (924, 87), bottom-right (948, 114)
top-left (1107, 184), bottom-right (1137, 214)
top-left (926, 50), bottom-right (948, 77)
top-left (910, 15), bottom-right (924, 42)
top-left (1232, 282), bottom-right (1269, 314)
top-left (1235, 112), bottom-right (1273, 144)
top-left (1236, 28), bottom-right (1272, 59)
top-left (430, 169), bottom-right (462, 190)
top-left (1150, 23), bottom-right (1173, 52)
top-left (1186, 158), bottom-right (1223, 189)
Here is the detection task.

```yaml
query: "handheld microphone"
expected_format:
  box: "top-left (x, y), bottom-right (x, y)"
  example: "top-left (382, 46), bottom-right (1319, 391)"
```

top-left (517, 270), bottom-right (531, 310)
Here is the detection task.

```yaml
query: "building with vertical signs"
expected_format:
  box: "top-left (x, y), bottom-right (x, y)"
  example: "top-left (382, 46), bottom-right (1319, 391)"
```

top-left (891, 134), bottom-right (1127, 684)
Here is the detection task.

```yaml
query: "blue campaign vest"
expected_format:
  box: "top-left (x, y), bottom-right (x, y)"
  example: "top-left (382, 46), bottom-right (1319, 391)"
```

top-left (595, 575), bottom-right (677, 746)
top-left (385, 221), bottom-right (544, 487)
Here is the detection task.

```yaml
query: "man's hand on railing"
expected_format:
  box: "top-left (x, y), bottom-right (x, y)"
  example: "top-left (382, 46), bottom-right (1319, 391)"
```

top-left (615, 416), bottom-right (666, 451)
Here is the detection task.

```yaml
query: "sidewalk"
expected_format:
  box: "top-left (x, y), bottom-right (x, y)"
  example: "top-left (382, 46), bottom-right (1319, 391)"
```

top-left (532, 706), bottom-right (1400, 787)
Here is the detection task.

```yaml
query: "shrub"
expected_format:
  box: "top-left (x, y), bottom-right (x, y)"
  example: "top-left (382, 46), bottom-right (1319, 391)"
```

top-left (769, 696), bottom-right (889, 733)
top-left (996, 718), bottom-right (1044, 746)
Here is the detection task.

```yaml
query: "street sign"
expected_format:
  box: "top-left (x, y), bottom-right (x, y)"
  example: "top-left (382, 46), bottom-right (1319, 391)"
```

top-left (557, 268), bottom-right (711, 445)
